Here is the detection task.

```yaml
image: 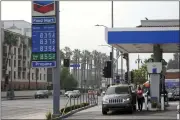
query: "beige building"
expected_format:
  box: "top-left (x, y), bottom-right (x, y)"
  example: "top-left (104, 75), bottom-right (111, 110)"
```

top-left (1, 20), bottom-right (48, 90)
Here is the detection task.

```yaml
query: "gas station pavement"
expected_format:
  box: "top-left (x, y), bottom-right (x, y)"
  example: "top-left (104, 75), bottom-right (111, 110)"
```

top-left (65, 101), bottom-right (179, 119)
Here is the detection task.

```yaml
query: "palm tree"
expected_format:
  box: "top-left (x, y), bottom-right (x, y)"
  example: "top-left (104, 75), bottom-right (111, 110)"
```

top-left (72, 49), bottom-right (81, 87)
top-left (92, 50), bottom-right (99, 88)
top-left (3, 30), bottom-right (18, 90)
top-left (63, 47), bottom-right (72, 59)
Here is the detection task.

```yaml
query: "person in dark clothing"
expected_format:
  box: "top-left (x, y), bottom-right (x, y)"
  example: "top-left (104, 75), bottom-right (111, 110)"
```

top-left (137, 85), bottom-right (143, 111)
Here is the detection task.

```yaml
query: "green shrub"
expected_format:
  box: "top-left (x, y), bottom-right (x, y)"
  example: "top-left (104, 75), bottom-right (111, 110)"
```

top-left (46, 111), bottom-right (52, 120)
top-left (60, 102), bottom-right (90, 115)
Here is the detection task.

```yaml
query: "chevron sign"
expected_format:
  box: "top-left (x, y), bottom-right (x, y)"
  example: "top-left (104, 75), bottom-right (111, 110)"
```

top-left (32, 1), bottom-right (55, 16)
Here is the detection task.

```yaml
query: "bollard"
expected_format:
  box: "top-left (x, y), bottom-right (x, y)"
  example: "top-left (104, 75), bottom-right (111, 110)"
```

top-left (144, 94), bottom-right (148, 110)
top-left (161, 94), bottom-right (164, 111)
top-left (74, 97), bottom-right (76, 110)
top-left (70, 97), bottom-right (72, 111)
top-left (177, 105), bottom-right (179, 120)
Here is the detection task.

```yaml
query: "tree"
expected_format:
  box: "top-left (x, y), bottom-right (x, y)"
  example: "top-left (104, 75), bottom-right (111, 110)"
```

top-left (3, 30), bottom-right (18, 78)
top-left (167, 53), bottom-right (179, 69)
top-left (132, 58), bottom-right (148, 85)
top-left (60, 67), bottom-right (78, 89)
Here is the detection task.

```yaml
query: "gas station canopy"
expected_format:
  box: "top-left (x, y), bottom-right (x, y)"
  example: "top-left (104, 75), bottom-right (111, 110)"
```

top-left (105, 19), bottom-right (180, 53)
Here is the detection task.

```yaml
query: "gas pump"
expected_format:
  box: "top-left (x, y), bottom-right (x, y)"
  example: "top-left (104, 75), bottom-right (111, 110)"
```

top-left (147, 62), bottom-right (163, 111)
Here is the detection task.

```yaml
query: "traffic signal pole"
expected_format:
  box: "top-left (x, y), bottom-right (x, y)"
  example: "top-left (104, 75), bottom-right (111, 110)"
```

top-left (111, 1), bottom-right (114, 85)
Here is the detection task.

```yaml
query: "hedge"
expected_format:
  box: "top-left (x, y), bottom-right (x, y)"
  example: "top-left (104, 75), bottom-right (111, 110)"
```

top-left (46, 103), bottom-right (90, 120)
top-left (60, 103), bottom-right (89, 114)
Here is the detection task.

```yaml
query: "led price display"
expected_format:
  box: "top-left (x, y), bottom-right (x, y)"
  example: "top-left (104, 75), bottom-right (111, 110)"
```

top-left (32, 24), bottom-right (56, 53)
top-left (32, 53), bottom-right (56, 61)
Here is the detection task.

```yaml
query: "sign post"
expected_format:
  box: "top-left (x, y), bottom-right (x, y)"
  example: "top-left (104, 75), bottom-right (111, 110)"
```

top-left (32, 0), bottom-right (60, 116)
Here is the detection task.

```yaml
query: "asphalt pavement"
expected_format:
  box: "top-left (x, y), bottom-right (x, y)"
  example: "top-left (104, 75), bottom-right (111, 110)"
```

top-left (65, 101), bottom-right (179, 119)
top-left (1, 95), bottom-right (92, 119)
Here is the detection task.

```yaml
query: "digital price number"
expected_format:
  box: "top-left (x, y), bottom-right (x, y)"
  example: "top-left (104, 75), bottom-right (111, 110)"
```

top-left (39, 32), bottom-right (56, 52)
top-left (32, 53), bottom-right (56, 61)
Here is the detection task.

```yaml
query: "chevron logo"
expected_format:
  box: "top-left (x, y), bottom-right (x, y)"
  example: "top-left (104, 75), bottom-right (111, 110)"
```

top-left (33, 1), bottom-right (55, 14)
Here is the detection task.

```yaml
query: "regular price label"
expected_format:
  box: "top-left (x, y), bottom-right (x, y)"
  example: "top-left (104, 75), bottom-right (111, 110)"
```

top-left (32, 53), bottom-right (56, 61)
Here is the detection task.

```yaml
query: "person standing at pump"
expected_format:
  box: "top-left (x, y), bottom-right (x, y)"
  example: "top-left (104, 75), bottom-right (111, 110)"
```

top-left (137, 85), bottom-right (143, 111)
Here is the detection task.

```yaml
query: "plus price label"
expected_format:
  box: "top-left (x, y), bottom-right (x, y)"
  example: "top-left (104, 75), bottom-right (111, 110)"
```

top-left (32, 24), bottom-right (56, 53)
top-left (32, 53), bottom-right (56, 61)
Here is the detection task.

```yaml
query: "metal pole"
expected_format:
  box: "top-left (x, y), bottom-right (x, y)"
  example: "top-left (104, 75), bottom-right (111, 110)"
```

top-left (111, 1), bottom-right (114, 85)
top-left (52, 1), bottom-right (60, 117)
top-left (121, 52), bottom-right (123, 79)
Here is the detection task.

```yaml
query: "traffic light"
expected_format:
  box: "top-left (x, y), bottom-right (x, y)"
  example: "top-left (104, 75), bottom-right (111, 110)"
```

top-left (106, 61), bottom-right (112, 78)
top-left (131, 71), bottom-right (134, 83)
top-left (125, 72), bottom-right (128, 82)
top-left (63, 59), bottom-right (70, 67)
top-left (103, 61), bottom-right (112, 78)
top-left (103, 67), bottom-right (108, 78)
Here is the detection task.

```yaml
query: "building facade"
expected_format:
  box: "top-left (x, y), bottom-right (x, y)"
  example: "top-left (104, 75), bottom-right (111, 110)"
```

top-left (1, 20), bottom-right (48, 90)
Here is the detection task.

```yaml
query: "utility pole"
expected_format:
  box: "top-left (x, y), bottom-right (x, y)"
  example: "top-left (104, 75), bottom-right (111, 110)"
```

top-left (135, 54), bottom-right (142, 69)
top-left (52, 1), bottom-right (60, 117)
top-left (111, 1), bottom-right (114, 85)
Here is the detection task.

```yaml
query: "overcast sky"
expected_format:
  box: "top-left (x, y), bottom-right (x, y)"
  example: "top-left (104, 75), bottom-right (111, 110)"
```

top-left (1, 1), bottom-right (179, 71)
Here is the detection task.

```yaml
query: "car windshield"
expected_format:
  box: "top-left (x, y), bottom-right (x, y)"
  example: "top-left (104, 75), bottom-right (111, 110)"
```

top-left (106, 86), bottom-right (129, 95)
top-left (36, 91), bottom-right (44, 94)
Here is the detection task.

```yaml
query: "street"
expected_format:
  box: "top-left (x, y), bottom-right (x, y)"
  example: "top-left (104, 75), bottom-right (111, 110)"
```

top-left (1, 95), bottom-right (94, 119)
top-left (65, 101), bottom-right (179, 119)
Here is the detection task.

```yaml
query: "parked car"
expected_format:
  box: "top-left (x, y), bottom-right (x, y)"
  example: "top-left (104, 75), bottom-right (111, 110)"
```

top-left (102, 84), bottom-right (136, 115)
top-left (73, 90), bottom-right (81, 97)
top-left (65, 91), bottom-right (72, 97)
top-left (34, 90), bottom-right (49, 99)
top-left (68, 91), bottom-right (79, 98)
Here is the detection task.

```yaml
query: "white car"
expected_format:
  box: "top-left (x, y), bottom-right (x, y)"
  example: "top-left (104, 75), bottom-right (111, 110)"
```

top-left (73, 90), bottom-right (81, 97)
top-left (65, 91), bottom-right (72, 97)
top-left (68, 91), bottom-right (79, 98)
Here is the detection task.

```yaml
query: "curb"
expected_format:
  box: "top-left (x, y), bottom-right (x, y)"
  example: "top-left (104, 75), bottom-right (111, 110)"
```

top-left (59, 103), bottom-right (98, 119)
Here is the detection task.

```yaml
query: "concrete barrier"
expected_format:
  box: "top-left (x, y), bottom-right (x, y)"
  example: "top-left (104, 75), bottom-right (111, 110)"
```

top-left (1, 90), bottom-right (53, 98)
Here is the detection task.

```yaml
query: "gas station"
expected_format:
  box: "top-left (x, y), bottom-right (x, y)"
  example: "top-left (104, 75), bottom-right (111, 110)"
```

top-left (105, 19), bottom-right (179, 111)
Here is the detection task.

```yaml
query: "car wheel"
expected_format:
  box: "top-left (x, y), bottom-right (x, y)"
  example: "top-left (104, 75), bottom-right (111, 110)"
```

top-left (102, 108), bottom-right (107, 115)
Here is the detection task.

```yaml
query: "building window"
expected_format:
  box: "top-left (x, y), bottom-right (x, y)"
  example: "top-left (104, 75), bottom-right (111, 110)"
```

top-left (18, 60), bottom-right (21, 67)
top-left (14, 60), bottom-right (16, 67)
top-left (32, 73), bottom-right (34, 80)
top-left (14, 71), bottom-right (16, 79)
top-left (3, 46), bottom-right (7, 53)
top-left (22, 72), bottom-right (25, 79)
top-left (18, 48), bottom-right (20, 54)
top-left (23, 61), bottom-right (26, 67)
top-left (44, 74), bottom-right (46, 80)
top-left (40, 74), bottom-right (41, 80)
top-left (18, 72), bottom-right (21, 79)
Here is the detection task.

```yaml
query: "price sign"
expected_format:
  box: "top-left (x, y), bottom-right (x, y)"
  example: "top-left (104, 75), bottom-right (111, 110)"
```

top-left (31, 16), bottom-right (57, 68)
top-left (32, 24), bottom-right (56, 53)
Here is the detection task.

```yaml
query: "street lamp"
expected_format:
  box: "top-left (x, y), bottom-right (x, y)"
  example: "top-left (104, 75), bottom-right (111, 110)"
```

top-left (135, 54), bottom-right (143, 69)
